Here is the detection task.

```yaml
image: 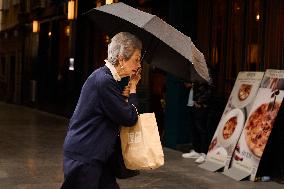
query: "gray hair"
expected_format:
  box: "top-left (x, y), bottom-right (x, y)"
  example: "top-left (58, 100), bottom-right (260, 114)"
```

top-left (107, 32), bottom-right (142, 65)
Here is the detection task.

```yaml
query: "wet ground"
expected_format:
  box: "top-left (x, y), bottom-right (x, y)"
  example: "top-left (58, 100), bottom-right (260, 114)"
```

top-left (0, 102), bottom-right (283, 189)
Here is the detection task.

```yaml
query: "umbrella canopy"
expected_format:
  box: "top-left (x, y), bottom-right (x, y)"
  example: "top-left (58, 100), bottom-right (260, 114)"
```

top-left (84, 2), bottom-right (211, 83)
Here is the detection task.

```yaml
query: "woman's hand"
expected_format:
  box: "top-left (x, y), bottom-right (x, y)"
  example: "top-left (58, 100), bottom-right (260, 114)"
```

top-left (128, 68), bottom-right (141, 93)
top-left (122, 85), bottom-right (130, 98)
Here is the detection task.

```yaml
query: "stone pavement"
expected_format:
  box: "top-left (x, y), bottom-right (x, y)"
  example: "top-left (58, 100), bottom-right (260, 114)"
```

top-left (0, 102), bottom-right (282, 189)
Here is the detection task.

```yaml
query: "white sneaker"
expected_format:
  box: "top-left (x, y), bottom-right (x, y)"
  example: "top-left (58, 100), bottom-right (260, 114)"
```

top-left (182, 150), bottom-right (201, 159)
top-left (195, 153), bottom-right (206, 163)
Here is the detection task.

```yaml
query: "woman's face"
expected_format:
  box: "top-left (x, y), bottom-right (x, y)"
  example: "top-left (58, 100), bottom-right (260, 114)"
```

top-left (122, 49), bottom-right (141, 76)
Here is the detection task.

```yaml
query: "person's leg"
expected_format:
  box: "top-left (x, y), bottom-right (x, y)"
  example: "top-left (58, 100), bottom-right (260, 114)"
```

top-left (192, 132), bottom-right (201, 152)
top-left (61, 156), bottom-right (85, 189)
top-left (194, 108), bottom-right (209, 153)
top-left (77, 162), bottom-right (104, 189)
top-left (61, 157), bottom-right (103, 189)
top-left (186, 106), bottom-right (194, 147)
top-left (206, 109), bottom-right (218, 147)
top-left (193, 108), bottom-right (205, 153)
top-left (99, 160), bottom-right (120, 189)
top-left (193, 108), bottom-right (209, 163)
top-left (182, 106), bottom-right (202, 158)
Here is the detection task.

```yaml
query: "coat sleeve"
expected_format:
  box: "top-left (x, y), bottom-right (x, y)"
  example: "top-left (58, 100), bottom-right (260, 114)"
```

top-left (99, 76), bottom-right (138, 127)
top-left (194, 84), bottom-right (212, 106)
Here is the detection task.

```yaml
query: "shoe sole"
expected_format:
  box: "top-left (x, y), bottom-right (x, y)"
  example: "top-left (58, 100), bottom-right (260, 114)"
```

top-left (182, 156), bottom-right (200, 159)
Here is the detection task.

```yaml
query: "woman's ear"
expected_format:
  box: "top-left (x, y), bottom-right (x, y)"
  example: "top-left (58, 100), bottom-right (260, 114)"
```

top-left (118, 56), bottom-right (125, 68)
top-left (117, 55), bottom-right (124, 63)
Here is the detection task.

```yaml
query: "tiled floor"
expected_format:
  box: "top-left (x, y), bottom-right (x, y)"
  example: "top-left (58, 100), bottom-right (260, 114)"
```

top-left (0, 102), bottom-right (283, 189)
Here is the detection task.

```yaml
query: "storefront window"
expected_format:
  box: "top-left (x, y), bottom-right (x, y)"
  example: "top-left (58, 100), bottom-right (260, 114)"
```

top-left (246, 0), bottom-right (263, 71)
top-left (211, 0), bottom-right (265, 95)
top-left (211, 0), bottom-right (227, 66)
top-left (211, 0), bottom-right (227, 94)
top-left (226, 0), bottom-right (245, 80)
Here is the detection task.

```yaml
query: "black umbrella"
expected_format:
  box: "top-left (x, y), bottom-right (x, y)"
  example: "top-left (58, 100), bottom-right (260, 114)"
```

top-left (84, 2), bottom-right (211, 83)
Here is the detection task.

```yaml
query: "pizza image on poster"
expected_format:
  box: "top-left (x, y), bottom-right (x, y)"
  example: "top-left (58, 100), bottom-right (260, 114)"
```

top-left (245, 101), bottom-right (280, 158)
top-left (228, 69), bottom-right (284, 181)
top-left (238, 84), bottom-right (252, 101)
top-left (199, 72), bottom-right (264, 172)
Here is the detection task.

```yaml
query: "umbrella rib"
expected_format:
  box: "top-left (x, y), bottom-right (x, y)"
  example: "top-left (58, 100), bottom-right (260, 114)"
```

top-left (141, 50), bottom-right (147, 62)
top-left (142, 35), bottom-right (160, 64)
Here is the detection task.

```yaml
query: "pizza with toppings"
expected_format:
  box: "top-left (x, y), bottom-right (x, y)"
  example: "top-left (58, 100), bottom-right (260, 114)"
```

top-left (238, 84), bottom-right (252, 101)
top-left (245, 102), bottom-right (280, 158)
top-left (222, 116), bottom-right (238, 140)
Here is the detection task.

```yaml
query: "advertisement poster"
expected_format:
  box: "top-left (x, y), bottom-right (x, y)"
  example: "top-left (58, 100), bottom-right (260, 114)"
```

top-left (199, 72), bottom-right (264, 172)
top-left (227, 69), bottom-right (284, 181)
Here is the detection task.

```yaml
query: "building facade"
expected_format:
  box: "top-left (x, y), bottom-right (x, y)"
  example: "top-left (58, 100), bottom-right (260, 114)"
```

top-left (0, 0), bottom-right (283, 148)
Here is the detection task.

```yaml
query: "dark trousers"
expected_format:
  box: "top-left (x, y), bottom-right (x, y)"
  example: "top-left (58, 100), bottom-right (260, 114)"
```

top-left (185, 106), bottom-right (194, 144)
top-left (192, 107), bottom-right (209, 154)
top-left (61, 156), bottom-right (119, 189)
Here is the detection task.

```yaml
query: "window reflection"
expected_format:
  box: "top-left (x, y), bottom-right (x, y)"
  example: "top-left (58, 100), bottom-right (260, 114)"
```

top-left (210, 0), bottom-right (265, 95)
top-left (247, 0), bottom-right (263, 71)
top-left (211, 0), bottom-right (227, 94)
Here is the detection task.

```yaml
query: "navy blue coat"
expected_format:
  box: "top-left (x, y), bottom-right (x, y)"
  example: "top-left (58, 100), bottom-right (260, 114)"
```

top-left (63, 66), bottom-right (138, 164)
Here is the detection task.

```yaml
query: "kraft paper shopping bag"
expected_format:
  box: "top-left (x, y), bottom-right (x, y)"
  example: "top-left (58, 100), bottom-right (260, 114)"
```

top-left (120, 113), bottom-right (164, 170)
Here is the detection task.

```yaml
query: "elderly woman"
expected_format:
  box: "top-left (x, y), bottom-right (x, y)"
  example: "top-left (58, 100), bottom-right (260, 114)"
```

top-left (61, 32), bottom-right (142, 189)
